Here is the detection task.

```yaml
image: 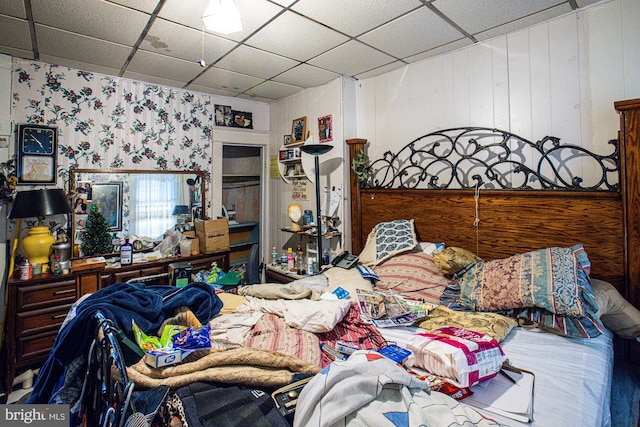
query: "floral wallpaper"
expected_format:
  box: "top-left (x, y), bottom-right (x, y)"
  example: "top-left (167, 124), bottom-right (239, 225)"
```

top-left (11, 59), bottom-right (213, 189)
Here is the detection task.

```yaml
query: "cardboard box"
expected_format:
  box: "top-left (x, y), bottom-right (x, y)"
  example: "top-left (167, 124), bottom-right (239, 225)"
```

top-left (189, 237), bottom-right (200, 255)
top-left (144, 348), bottom-right (182, 368)
top-left (195, 217), bottom-right (229, 254)
top-left (168, 262), bottom-right (192, 287)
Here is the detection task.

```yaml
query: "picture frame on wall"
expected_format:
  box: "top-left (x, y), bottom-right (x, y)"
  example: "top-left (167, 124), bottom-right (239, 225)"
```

top-left (215, 104), bottom-right (232, 126)
top-left (318, 114), bottom-right (333, 143)
top-left (291, 116), bottom-right (307, 143)
top-left (91, 182), bottom-right (123, 231)
top-left (231, 110), bottom-right (253, 129)
top-left (283, 135), bottom-right (292, 146)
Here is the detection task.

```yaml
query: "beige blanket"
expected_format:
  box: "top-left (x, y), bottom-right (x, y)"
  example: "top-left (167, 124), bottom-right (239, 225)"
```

top-left (127, 344), bottom-right (321, 389)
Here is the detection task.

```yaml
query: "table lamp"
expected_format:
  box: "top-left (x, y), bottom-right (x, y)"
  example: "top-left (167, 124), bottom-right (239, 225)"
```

top-left (172, 205), bottom-right (190, 224)
top-left (300, 144), bottom-right (333, 268)
top-left (7, 188), bottom-right (73, 276)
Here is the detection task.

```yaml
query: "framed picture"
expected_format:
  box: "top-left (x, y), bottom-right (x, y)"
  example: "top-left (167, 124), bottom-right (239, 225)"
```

top-left (231, 110), bottom-right (253, 129)
top-left (283, 135), bottom-right (292, 146)
top-left (291, 116), bottom-right (307, 143)
top-left (214, 104), bottom-right (232, 126)
top-left (318, 114), bottom-right (333, 143)
top-left (16, 123), bottom-right (58, 184)
top-left (91, 182), bottom-right (123, 231)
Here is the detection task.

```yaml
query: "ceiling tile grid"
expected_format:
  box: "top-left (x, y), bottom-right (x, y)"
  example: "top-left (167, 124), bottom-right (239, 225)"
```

top-left (0, 0), bottom-right (594, 101)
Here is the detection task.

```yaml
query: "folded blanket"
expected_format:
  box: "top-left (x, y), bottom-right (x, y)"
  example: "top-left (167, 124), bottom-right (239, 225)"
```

top-left (238, 282), bottom-right (321, 300)
top-left (127, 345), bottom-right (321, 389)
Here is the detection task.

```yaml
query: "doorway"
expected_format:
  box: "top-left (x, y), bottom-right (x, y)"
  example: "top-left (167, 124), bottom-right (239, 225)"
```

top-left (222, 144), bottom-right (264, 284)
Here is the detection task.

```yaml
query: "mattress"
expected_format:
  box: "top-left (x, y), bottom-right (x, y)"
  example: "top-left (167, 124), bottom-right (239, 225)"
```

top-left (379, 326), bottom-right (613, 427)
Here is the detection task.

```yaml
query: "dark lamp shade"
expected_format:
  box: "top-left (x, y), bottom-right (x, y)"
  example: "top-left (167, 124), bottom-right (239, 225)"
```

top-left (172, 205), bottom-right (189, 215)
top-left (7, 189), bottom-right (73, 219)
top-left (300, 144), bottom-right (333, 156)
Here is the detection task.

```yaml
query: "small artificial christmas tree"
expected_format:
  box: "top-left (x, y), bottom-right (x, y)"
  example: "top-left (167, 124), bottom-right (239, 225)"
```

top-left (81, 204), bottom-right (114, 256)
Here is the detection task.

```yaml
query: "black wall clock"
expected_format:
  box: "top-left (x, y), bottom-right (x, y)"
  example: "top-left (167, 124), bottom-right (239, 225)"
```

top-left (16, 123), bottom-right (58, 184)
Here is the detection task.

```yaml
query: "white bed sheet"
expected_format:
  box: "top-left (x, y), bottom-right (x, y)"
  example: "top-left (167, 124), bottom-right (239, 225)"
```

top-left (379, 326), bottom-right (614, 427)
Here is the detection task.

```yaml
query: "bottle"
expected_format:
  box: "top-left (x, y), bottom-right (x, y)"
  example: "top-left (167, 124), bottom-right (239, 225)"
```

top-left (120, 238), bottom-right (133, 266)
top-left (322, 249), bottom-right (330, 265)
top-left (271, 246), bottom-right (278, 266)
top-left (307, 257), bottom-right (314, 275)
top-left (287, 247), bottom-right (295, 271)
top-left (52, 256), bottom-right (62, 276)
top-left (280, 249), bottom-right (287, 270)
top-left (296, 250), bottom-right (305, 275)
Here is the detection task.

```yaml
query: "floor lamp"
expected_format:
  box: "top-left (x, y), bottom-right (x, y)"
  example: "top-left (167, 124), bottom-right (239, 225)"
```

top-left (300, 144), bottom-right (333, 269)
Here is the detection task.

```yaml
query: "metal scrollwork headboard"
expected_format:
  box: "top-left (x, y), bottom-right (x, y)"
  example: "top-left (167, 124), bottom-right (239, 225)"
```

top-left (360, 127), bottom-right (619, 191)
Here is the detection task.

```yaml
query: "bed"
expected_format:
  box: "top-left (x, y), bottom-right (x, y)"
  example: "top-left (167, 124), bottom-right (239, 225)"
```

top-left (27, 100), bottom-right (640, 427)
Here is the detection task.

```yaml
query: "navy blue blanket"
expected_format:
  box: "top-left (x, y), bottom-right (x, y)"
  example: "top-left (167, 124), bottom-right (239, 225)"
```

top-left (29, 281), bottom-right (222, 404)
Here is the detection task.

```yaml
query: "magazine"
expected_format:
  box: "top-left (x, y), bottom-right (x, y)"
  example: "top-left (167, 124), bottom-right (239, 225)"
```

top-left (356, 289), bottom-right (411, 322)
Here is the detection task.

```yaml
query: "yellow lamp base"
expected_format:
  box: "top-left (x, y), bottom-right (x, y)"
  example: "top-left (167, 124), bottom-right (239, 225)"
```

top-left (22, 225), bottom-right (55, 273)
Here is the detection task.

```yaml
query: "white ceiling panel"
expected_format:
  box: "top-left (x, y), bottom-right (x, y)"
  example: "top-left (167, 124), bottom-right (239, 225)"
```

top-left (292, 0), bottom-right (422, 36)
top-left (359, 7), bottom-right (464, 60)
top-left (245, 80), bottom-right (304, 100)
top-left (35, 25), bottom-right (132, 70)
top-left (108, 0), bottom-right (163, 14)
top-left (432, 0), bottom-right (565, 36)
top-left (308, 40), bottom-right (396, 77)
top-left (272, 63), bottom-right (340, 88)
top-left (192, 67), bottom-right (264, 93)
top-left (0, 0), bottom-right (26, 19)
top-left (31, 0), bottom-right (148, 46)
top-left (0, 15), bottom-right (33, 51)
top-left (126, 50), bottom-right (203, 84)
top-left (215, 44), bottom-right (298, 79)
top-left (142, 18), bottom-right (237, 64)
top-left (246, 10), bottom-right (349, 62)
top-left (1, 0), bottom-right (599, 101)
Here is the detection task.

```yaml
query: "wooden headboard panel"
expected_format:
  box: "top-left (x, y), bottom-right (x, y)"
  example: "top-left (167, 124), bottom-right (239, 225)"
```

top-left (348, 102), bottom-right (640, 313)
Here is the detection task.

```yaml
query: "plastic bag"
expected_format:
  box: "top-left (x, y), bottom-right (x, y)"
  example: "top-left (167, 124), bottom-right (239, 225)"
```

top-left (154, 229), bottom-right (183, 257)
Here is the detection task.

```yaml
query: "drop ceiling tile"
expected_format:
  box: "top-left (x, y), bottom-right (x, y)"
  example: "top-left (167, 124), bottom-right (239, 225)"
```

top-left (185, 83), bottom-right (238, 97)
top-left (192, 66), bottom-right (264, 93)
top-left (107, 0), bottom-right (161, 14)
top-left (292, 0), bottom-right (421, 36)
top-left (308, 40), bottom-right (396, 77)
top-left (403, 38), bottom-right (473, 63)
top-left (246, 10), bottom-right (349, 62)
top-left (577, 0), bottom-right (604, 6)
top-left (160, 0), bottom-right (283, 42)
top-left (354, 61), bottom-right (406, 80)
top-left (122, 71), bottom-right (188, 90)
top-left (31, 0), bottom-right (149, 46)
top-left (244, 80), bottom-right (303, 100)
top-left (0, 15), bottom-right (32, 51)
top-left (359, 7), bottom-right (463, 59)
top-left (272, 63), bottom-right (340, 88)
top-left (0, 0), bottom-right (26, 19)
top-left (235, 93), bottom-right (274, 103)
top-left (36, 25), bottom-right (132, 70)
top-left (270, 0), bottom-right (296, 7)
top-left (0, 46), bottom-right (33, 60)
top-left (142, 18), bottom-right (237, 64)
top-left (40, 55), bottom-right (121, 76)
top-left (127, 50), bottom-right (206, 84)
top-left (474, 3), bottom-right (571, 41)
top-left (432, 0), bottom-right (565, 35)
top-left (216, 45), bottom-right (298, 79)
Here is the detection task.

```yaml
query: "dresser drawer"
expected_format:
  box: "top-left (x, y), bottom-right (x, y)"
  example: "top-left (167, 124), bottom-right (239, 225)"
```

top-left (16, 331), bottom-right (58, 362)
top-left (17, 280), bottom-right (76, 312)
top-left (15, 304), bottom-right (73, 337)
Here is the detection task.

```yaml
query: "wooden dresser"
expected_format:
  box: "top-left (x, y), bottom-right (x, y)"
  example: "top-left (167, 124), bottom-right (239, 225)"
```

top-left (4, 250), bottom-right (229, 393)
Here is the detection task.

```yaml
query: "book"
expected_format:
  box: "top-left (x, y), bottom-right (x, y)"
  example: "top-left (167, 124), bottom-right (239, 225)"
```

top-left (462, 367), bottom-right (535, 423)
top-left (356, 289), bottom-right (411, 321)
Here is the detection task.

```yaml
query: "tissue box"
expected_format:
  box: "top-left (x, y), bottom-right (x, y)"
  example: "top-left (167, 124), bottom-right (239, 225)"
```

top-left (144, 348), bottom-right (182, 368)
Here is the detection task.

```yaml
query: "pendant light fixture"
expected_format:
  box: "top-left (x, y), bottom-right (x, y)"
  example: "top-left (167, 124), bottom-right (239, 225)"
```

top-left (202, 0), bottom-right (243, 35)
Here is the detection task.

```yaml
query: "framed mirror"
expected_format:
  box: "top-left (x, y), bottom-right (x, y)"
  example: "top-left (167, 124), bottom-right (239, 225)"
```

top-left (69, 168), bottom-right (205, 255)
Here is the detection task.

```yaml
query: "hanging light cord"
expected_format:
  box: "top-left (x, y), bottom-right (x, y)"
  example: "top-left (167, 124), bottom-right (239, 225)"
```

top-left (474, 182), bottom-right (480, 255)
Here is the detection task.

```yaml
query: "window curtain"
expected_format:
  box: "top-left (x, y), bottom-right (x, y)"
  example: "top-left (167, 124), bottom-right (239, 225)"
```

top-left (129, 174), bottom-right (188, 239)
